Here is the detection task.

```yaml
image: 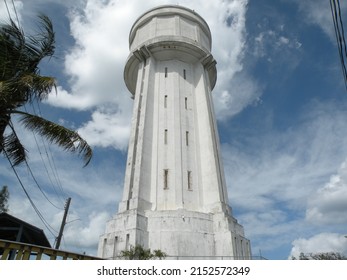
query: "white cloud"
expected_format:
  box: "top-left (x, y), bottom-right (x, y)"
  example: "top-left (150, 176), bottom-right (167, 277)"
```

top-left (1, 123), bottom-right (125, 251)
top-left (0, 0), bottom-right (23, 23)
top-left (295, 0), bottom-right (347, 41)
top-left (63, 211), bottom-right (111, 254)
top-left (43, 0), bottom-right (255, 141)
top-left (306, 160), bottom-right (347, 225)
top-left (252, 28), bottom-right (302, 63)
top-left (78, 108), bottom-right (131, 150)
top-left (222, 100), bottom-right (347, 256)
top-left (225, 100), bottom-right (347, 212)
top-left (214, 71), bottom-right (262, 120)
top-left (290, 233), bottom-right (347, 259)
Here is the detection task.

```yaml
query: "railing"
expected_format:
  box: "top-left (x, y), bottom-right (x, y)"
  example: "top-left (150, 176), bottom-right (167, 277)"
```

top-left (163, 256), bottom-right (267, 260)
top-left (0, 239), bottom-right (102, 260)
top-left (108, 255), bottom-right (267, 260)
top-left (0, 239), bottom-right (267, 260)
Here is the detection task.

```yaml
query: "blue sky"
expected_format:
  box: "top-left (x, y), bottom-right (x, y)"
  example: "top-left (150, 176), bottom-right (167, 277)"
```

top-left (1, 0), bottom-right (347, 260)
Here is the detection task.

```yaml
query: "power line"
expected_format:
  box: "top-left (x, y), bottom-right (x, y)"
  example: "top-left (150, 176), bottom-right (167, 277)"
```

top-left (2, 0), bottom-right (63, 241)
top-left (330, 0), bottom-right (347, 91)
top-left (24, 159), bottom-right (64, 210)
top-left (10, 0), bottom-right (20, 27)
top-left (26, 103), bottom-right (66, 203)
top-left (3, 0), bottom-right (11, 20)
top-left (9, 117), bottom-right (64, 210)
top-left (3, 148), bottom-right (58, 238)
top-left (34, 101), bottom-right (66, 198)
top-left (3, 0), bottom-right (20, 27)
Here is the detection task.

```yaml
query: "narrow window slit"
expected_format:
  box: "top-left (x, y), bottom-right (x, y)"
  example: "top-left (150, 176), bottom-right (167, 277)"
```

top-left (164, 169), bottom-right (169, 189)
top-left (164, 129), bottom-right (168, 144)
top-left (187, 171), bottom-right (192, 190)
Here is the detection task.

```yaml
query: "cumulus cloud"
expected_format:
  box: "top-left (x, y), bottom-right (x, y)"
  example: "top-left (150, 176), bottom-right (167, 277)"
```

top-left (306, 160), bottom-right (347, 225)
top-left (207, 0), bottom-right (261, 120)
top-left (214, 71), bottom-right (262, 119)
top-left (63, 211), bottom-right (111, 254)
top-left (290, 233), bottom-right (347, 259)
top-left (78, 108), bottom-right (131, 150)
top-left (60, 0), bottom-right (132, 106)
top-left (2, 124), bottom-right (124, 251)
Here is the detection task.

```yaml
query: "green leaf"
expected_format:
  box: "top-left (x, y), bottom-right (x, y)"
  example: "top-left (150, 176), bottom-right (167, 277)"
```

top-left (18, 112), bottom-right (92, 166)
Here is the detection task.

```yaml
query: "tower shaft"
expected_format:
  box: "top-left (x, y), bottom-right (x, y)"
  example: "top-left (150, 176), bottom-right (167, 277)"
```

top-left (120, 56), bottom-right (229, 214)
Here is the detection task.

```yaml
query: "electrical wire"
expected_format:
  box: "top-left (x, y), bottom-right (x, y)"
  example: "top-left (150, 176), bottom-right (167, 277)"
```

top-left (330, 0), bottom-right (347, 91)
top-left (3, 0), bottom-right (11, 20)
top-left (10, 0), bottom-right (20, 27)
top-left (8, 120), bottom-right (64, 210)
top-left (34, 101), bottom-right (66, 198)
top-left (24, 159), bottom-right (64, 210)
top-left (26, 103), bottom-right (66, 204)
top-left (3, 149), bottom-right (58, 238)
top-left (2, 0), bottom-right (64, 241)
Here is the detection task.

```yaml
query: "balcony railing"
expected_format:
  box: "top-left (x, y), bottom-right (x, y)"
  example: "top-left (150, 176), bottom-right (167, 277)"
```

top-left (0, 239), bottom-right (102, 260)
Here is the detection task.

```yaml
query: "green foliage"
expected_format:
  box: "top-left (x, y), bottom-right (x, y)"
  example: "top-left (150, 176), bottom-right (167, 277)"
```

top-left (292, 252), bottom-right (347, 260)
top-left (0, 186), bottom-right (9, 212)
top-left (120, 245), bottom-right (167, 260)
top-left (0, 15), bottom-right (92, 166)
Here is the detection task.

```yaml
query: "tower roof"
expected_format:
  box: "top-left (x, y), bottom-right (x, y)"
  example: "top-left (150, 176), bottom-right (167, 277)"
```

top-left (129, 5), bottom-right (212, 51)
top-left (124, 5), bottom-right (217, 94)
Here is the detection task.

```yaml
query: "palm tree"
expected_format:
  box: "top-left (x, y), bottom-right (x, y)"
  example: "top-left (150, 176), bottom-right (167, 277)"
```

top-left (0, 15), bottom-right (92, 166)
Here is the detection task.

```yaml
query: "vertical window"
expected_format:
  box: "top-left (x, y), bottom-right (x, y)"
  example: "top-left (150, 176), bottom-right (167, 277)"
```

top-left (164, 129), bottom-right (168, 144)
top-left (185, 97), bottom-right (188, 109)
top-left (183, 69), bottom-right (186, 80)
top-left (113, 236), bottom-right (119, 257)
top-left (164, 169), bottom-right (169, 189)
top-left (164, 95), bottom-right (168, 108)
top-left (187, 171), bottom-right (192, 190)
top-left (234, 237), bottom-right (238, 258)
top-left (186, 131), bottom-right (189, 146)
top-left (126, 234), bottom-right (130, 250)
top-left (240, 239), bottom-right (244, 258)
top-left (102, 238), bottom-right (107, 258)
top-left (165, 67), bottom-right (168, 78)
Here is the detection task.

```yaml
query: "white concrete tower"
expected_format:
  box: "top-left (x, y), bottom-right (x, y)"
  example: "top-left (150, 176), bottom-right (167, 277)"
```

top-left (98, 5), bottom-right (251, 259)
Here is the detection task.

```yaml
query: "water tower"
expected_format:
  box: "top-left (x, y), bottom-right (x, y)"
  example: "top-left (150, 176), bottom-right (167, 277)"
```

top-left (98, 5), bottom-right (251, 259)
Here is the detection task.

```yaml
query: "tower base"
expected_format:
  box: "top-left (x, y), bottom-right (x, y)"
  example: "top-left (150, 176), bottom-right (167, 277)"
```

top-left (98, 208), bottom-right (251, 259)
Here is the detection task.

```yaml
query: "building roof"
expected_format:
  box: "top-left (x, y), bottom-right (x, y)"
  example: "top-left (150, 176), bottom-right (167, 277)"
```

top-left (0, 212), bottom-right (51, 248)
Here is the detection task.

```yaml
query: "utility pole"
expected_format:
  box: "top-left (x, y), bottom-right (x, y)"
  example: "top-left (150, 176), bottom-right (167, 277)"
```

top-left (55, 197), bottom-right (71, 250)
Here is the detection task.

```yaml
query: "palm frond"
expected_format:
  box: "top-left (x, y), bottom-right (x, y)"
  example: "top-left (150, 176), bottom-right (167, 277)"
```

top-left (3, 131), bottom-right (27, 166)
top-left (17, 112), bottom-right (92, 166)
top-left (26, 14), bottom-right (55, 64)
top-left (19, 73), bottom-right (56, 101)
top-left (0, 14), bottom-right (55, 77)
